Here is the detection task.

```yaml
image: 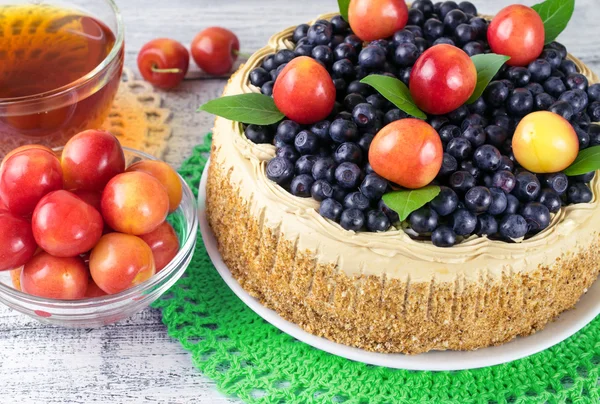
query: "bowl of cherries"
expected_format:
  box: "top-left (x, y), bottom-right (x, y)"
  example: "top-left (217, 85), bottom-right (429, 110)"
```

top-left (0, 130), bottom-right (197, 327)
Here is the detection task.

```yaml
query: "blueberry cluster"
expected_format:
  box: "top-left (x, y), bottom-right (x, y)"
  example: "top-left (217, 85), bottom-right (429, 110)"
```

top-left (245, 0), bottom-right (598, 247)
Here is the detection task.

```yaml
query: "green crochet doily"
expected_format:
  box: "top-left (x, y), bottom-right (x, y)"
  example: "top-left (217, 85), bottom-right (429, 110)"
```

top-left (153, 135), bottom-right (600, 404)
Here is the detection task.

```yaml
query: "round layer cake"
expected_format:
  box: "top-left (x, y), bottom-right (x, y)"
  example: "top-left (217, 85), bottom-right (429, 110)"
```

top-left (206, 12), bottom-right (600, 354)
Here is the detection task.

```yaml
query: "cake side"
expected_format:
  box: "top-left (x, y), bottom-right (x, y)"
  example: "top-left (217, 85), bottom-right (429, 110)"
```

top-left (207, 151), bottom-right (600, 353)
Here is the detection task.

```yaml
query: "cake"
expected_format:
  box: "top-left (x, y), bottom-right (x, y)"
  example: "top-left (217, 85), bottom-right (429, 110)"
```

top-left (206, 3), bottom-right (600, 354)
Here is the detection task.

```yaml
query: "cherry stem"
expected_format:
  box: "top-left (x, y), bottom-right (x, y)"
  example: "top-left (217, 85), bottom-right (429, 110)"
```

top-left (233, 49), bottom-right (252, 59)
top-left (151, 65), bottom-right (182, 74)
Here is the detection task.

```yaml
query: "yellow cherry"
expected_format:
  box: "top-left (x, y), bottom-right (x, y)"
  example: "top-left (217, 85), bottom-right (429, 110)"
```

top-left (512, 111), bottom-right (579, 174)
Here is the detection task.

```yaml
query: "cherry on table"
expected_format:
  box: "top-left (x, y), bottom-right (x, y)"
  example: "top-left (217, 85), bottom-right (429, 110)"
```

top-left (191, 27), bottom-right (240, 76)
top-left (21, 253), bottom-right (89, 300)
top-left (138, 38), bottom-right (190, 89)
top-left (139, 221), bottom-right (179, 272)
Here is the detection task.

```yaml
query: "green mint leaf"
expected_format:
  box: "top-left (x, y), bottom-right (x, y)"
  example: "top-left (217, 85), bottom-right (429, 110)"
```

top-left (564, 146), bottom-right (600, 176)
top-left (360, 75), bottom-right (427, 120)
top-left (337, 0), bottom-right (350, 21)
top-left (198, 93), bottom-right (285, 125)
top-left (382, 186), bottom-right (441, 222)
top-left (532, 0), bottom-right (575, 44)
top-left (467, 54), bottom-right (511, 104)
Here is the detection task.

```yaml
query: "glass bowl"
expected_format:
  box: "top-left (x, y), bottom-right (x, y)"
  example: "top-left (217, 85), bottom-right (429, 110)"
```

top-left (0, 148), bottom-right (198, 328)
top-left (0, 0), bottom-right (125, 158)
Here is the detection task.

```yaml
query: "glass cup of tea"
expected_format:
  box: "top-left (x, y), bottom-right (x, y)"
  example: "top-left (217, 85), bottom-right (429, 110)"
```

top-left (0, 0), bottom-right (124, 157)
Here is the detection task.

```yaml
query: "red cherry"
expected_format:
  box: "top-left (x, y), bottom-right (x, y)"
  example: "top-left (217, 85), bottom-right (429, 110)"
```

top-left (273, 56), bottom-right (336, 125)
top-left (138, 38), bottom-right (190, 89)
top-left (0, 211), bottom-right (37, 271)
top-left (349, 0), bottom-right (409, 41)
top-left (488, 5), bottom-right (545, 67)
top-left (191, 27), bottom-right (240, 76)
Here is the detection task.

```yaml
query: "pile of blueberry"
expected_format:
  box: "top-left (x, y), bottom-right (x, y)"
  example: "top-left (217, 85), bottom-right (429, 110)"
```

top-left (245, 0), bottom-right (599, 247)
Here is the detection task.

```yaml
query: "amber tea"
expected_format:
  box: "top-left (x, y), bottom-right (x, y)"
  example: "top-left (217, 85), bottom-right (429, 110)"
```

top-left (0, 4), bottom-right (123, 154)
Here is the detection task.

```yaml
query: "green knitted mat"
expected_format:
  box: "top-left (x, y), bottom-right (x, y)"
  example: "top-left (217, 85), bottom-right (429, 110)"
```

top-left (153, 135), bottom-right (600, 404)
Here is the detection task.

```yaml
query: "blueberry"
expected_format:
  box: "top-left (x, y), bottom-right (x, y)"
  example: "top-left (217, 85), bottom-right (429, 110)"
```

top-left (377, 199), bottom-right (399, 225)
top-left (484, 81), bottom-right (510, 106)
top-left (277, 143), bottom-right (302, 162)
top-left (575, 125), bottom-right (590, 149)
top-left (439, 125), bottom-right (461, 143)
top-left (274, 50), bottom-right (295, 66)
top-left (320, 198), bottom-right (343, 222)
top-left (423, 18), bottom-right (444, 40)
top-left (571, 171), bottom-right (596, 183)
top-left (431, 226), bottom-right (457, 247)
top-left (460, 160), bottom-right (480, 180)
top-left (334, 43), bottom-right (357, 63)
top-left (537, 188), bottom-right (562, 213)
top-left (414, 37), bottom-right (430, 53)
top-left (405, 25), bottom-right (424, 38)
top-left (439, 153), bottom-right (458, 177)
top-left (465, 186), bottom-right (492, 213)
top-left (505, 194), bottom-right (520, 215)
top-left (393, 29), bottom-right (416, 45)
top-left (360, 173), bottom-right (388, 201)
top-left (261, 81), bottom-right (275, 96)
top-left (494, 115), bottom-right (512, 131)
top-left (294, 130), bottom-right (319, 155)
top-left (543, 172), bottom-right (569, 195)
top-left (451, 208), bottom-right (477, 236)
top-left (473, 145), bottom-right (502, 172)
top-left (366, 210), bottom-right (391, 232)
top-left (398, 67), bottom-right (413, 85)
top-left (428, 187), bottom-right (459, 218)
top-left (307, 22), bottom-right (333, 46)
top-left (565, 73), bottom-right (588, 91)
top-left (444, 9), bottom-right (468, 32)
top-left (330, 119), bottom-right (359, 143)
top-left (311, 45), bottom-right (333, 67)
top-left (574, 112), bottom-right (591, 130)
top-left (344, 191), bottom-right (370, 211)
top-left (507, 89), bottom-right (534, 117)
top-left (270, 63), bottom-right (287, 81)
top-left (447, 105), bottom-right (469, 124)
top-left (548, 100), bottom-right (574, 121)
top-left (544, 76), bottom-right (567, 98)
top-left (499, 214), bottom-right (528, 240)
top-left (311, 179), bottom-right (334, 201)
top-left (312, 157), bottom-right (336, 182)
top-left (483, 125), bottom-right (507, 148)
top-left (463, 41), bottom-right (484, 56)
top-left (356, 132), bottom-right (374, 152)
top-left (521, 202), bottom-right (551, 232)
top-left (449, 170), bottom-right (476, 194)
top-left (335, 111), bottom-right (353, 121)
top-left (588, 102), bottom-right (600, 122)
top-left (366, 94), bottom-right (389, 110)
top-left (344, 93), bottom-right (367, 112)
top-left (335, 162), bottom-right (362, 189)
top-left (535, 93), bottom-right (556, 111)
top-left (244, 124), bottom-right (273, 144)
top-left (293, 24), bottom-right (310, 43)
top-left (276, 121), bottom-right (301, 144)
top-left (559, 89), bottom-right (589, 114)
top-left (470, 17), bottom-right (488, 37)
top-left (455, 24), bottom-right (476, 45)
top-left (551, 69), bottom-right (566, 79)
top-left (568, 183), bottom-right (593, 204)
top-left (295, 155), bottom-right (318, 175)
top-left (474, 214), bottom-right (497, 237)
top-left (462, 125), bottom-right (486, 147)
top-left (541, 49), bottom-right (562, 69)
top-left (394, 43), bottom-right (420, 67)
top-left (309, 121), bottom-right (331, 143)
top-left (334, 142), bottom-right (363, 165)
top-left (332, 59), bottom-right (355, 80)
top-left (249, 67), bottom-right (271, 88)
top-left (434, 37), bottom-right (456, 46)
top-left (588, 84), bottom-right (600, 103)
top-left (295, 44), bottom-right (314, 57)
top-left (358, 46), bottom-right (387, 70)
top-left (560, 59), bottom-right (578, 76)
top-left (505, 66), bottom-right (531, 87)
top-left (290, 174), bottom-right (315, 197)
top-left (547, 41), bottom-right (567, 59)
top-left (330, 15), bottom-right (349, 34)
top-left (273, 135), bottom-right (287, 148)
top-left (590, 124), bottom-right (600, 146)
top-left (488, 187), bottom-right (508, 215)
top-left (513, 172), bottom-right (541, 202)
top-left (344, 34), bottom-right (363, 51)
top-left (430, 115), bottom-right (450, 131)
top-left (266, 157), bottom-right (295, 185)
top-left (332, 184), bottom-right (349, 203)
top-left (262, 55), bottom-right (276, 71)
top-left (439, 1), bottom-right (459, 18)
top-left (526, 82), bottom-right (545, 96)
top-left (408, 8), bottom-right (426, 26)
top-left (527, 59), bottom-right (552, 83)
top-left (447, 137), bottom-right (473, 161)
top-left (499, 156), bottom-right (514, 172)
top-left (384, 109), bottom-right (409, 124)
top-left (352, 103), bottom-right (378, 128)
top-left (340, 208), bottom-right (365, 231)
top-left (409, 207), bottom-right (439, 234)
top-left (370, 39), bottom-right (390, 52)
top-left (492, 170), bottom-right (516, 194)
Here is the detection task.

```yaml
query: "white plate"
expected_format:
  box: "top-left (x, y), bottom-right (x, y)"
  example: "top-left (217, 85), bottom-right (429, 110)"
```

top-left (198, 160), bottom-right (600, 371)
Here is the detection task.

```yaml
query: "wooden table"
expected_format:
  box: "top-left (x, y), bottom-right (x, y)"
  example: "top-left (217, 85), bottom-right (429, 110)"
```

top-left (1, 0), bottom-right (599, 402)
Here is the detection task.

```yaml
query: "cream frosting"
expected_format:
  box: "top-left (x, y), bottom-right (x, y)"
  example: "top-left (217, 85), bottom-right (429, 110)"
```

top-left (210, 12), bottom-right (600, 283)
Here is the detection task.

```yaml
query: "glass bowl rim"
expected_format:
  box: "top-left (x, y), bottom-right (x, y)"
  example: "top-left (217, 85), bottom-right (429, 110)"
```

top-left (0, 0), bottom-right (125, 105)
top-left (0, 146), bottom-right (198, 308)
